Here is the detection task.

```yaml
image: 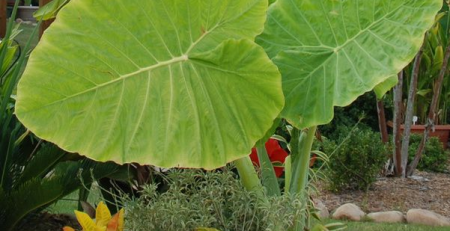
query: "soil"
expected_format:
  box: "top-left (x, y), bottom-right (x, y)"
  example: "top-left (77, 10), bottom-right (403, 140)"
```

top-left (315, 170), bottom-right (450, 217)
top-left (14, 212), bottom-right (81, 231)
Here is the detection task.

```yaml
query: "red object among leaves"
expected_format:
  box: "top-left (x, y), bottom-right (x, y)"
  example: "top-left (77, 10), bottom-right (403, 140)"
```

top-left (249, 138), bottom-right (289, 177)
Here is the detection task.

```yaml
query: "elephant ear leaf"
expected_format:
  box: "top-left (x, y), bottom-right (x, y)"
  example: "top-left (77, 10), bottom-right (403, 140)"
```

top-left (374, 75), bottom-right (398, 99)
top-left (33, 0), bottom-right (69, 20)
top-left (16, 0), bottom-right (284, 169)
top-left (257, 0), bottom-right (442, 128)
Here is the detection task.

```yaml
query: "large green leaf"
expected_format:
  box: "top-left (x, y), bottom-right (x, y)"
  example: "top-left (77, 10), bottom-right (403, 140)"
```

top-left (16, 0), bottom-right (284, 169)
top-left (257, 0), bottom-right (441, 128)
top-left (33, 0), bottom-right (70, 20)
top-left (373, 75), bottom-right (398, 99)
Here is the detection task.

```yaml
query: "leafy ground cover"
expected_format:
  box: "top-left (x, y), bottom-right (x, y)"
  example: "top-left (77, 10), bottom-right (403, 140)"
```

top-left (19, 214), bottom-right (450, 231)
top-left (19, 172), bottom-right (450, 231)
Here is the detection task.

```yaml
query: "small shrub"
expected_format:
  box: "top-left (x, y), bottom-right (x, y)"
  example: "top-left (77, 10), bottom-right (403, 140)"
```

top-left (123, 169), bottom-right (305, 231)
top-left (408, 134), bottom-right (449, 172)
top-left (322, 126), bottom-right (389, 191)
top-left (319, 92), bottom-right (392, 139)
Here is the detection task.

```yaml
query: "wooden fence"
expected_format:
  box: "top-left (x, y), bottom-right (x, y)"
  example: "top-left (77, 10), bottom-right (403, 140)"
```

top-left (1, 0), bottom-right (6, 38)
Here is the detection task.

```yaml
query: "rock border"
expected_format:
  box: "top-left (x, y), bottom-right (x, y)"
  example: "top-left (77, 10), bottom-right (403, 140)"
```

top-left (315, 201), bottom-right (450, 227)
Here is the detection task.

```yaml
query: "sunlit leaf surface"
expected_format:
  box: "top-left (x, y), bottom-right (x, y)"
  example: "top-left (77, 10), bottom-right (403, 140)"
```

top-left (257, 0), bottom-right (441, 128)
top-left (16, 0), bottom-right (283, 169)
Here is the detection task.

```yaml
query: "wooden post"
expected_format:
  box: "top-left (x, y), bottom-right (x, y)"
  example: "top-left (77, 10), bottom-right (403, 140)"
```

top-left (376, 99), bottom-right (389, 143)
top-left (0, 0), bottom-right (6, 38)
top-left (39, 0), bottom-right (53, 39)
top-left (393, 71), bottom-right (404, 177)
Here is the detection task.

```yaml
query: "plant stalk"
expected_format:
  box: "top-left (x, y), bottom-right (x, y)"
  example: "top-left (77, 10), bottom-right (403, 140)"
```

top-left (256, 145), bottom-right (281, 197)
top-left (234, 156), bottom-right (265, 199)
top-left (284, 155), bottom-right (292, 193)
top-left (289, 126), bottom-right (316, 195)
top-left (286, 126), bottom-right (316, 231)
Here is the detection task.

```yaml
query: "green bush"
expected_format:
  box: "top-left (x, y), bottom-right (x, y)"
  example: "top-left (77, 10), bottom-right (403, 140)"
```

top-left (408, 134), bottom-right (449, 172)
top-left (123, 169), bottom-right (305, 231)
top-left (322, 126), bottom-right (389, 191)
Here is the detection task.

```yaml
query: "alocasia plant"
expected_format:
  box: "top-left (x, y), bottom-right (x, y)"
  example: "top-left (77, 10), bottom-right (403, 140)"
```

top-left (14, 0), bottom-right (442, 229)
top-left (16, 0), bottom-right (283, 169)
top-left (255, 0), bottom-right (442, 204)
top-left (257, 0), bottom-right (441, 129)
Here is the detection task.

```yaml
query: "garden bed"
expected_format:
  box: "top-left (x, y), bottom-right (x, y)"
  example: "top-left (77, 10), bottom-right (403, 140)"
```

top-left (316, 170), bottom-right (450, 218)
top-left (14, 212), bottom-right (80, 231)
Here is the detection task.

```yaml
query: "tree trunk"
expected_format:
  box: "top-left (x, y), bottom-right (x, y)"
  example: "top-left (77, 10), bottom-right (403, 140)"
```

top-left (400, 45), bottom-right (424, 177)
top-left (39, 0), bottom-right (54, 39)
top-left (376, 98), bottom-right (389, 143)
top-left (407, 39), bottom-right (450, 176)
top-left (393, 71), bottom-right (404, 177)
top-left (0, 0), bottom-right (6, 38)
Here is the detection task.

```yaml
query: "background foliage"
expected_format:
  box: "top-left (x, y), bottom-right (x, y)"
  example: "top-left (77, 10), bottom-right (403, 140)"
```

top-left (322, 126), bottom-right (389, 191)
top-left (408, 134), bottom-right (449, 172)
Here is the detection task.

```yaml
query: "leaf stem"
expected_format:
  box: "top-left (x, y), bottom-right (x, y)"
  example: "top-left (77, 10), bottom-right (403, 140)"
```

top-left (233, 156), bottom-right (265, 200)
top-left (289, 126), bottom-right (316, 195)
top-left (256, 145), bottom-right (281, 197)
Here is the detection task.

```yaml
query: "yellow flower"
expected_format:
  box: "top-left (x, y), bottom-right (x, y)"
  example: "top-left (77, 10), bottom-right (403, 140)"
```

top-left (63, 201), bottom-right (124, 231)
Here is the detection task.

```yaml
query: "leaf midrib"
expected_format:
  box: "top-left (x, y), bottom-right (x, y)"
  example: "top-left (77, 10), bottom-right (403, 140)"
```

top-left (280, 0), bottom-right (410, 53)
top-left (23, 0), bottom-right (264, 114)
top-left (281, 0), bottom-right (411, 118)
top-left (31, 55), bottom-right (189, 111)
top-left (283, 0), bottom-right (410, 84)
top-left (331, 0), bottom-right (408, 53)
top-left (48, 20), bottom-right (218, 110)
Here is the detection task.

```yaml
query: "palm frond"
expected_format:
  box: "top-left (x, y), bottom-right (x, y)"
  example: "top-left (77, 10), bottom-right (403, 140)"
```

top-left (0, 177), bottom-right (64, 231)
top-left (51, 159), bottom-right (120, 195)
top-left (18, 143), bottom-right (67, 184)
top-left (0, 121), bottom-right (22, 189)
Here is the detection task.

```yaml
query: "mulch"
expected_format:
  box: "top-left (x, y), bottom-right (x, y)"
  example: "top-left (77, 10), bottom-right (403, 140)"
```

top-left (14, 212), bottom-right (81, 231)
top-left (315, 170), bottom-right (450, 217)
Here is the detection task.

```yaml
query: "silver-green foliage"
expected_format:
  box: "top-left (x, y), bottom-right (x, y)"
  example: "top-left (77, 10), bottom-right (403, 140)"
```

top-left (124, 169), bottom-right (304, 231)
